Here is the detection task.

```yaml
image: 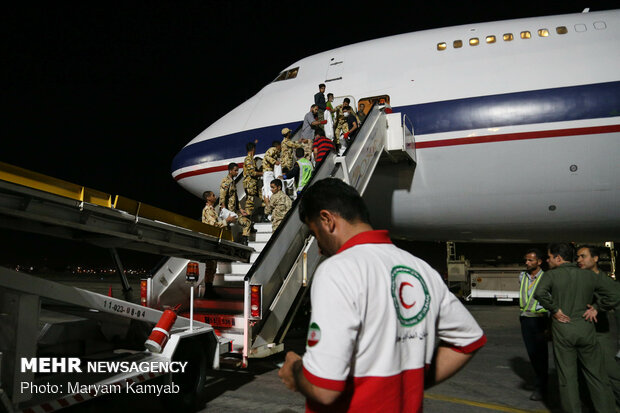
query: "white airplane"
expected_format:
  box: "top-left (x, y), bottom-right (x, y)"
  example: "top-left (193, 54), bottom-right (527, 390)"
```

top-left (171, 9), bottom-right (620, 242)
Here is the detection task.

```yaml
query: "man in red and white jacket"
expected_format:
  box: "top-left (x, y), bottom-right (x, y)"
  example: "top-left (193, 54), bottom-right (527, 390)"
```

top-left (279, 178), bottom-right (486, 413)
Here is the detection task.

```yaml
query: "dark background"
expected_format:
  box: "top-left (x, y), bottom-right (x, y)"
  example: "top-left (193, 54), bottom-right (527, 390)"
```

top-left (2, 2), bottom-right (615, 269)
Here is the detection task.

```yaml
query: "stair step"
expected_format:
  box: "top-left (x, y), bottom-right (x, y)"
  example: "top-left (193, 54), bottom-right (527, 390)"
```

top-left (223, 274), bottom-right (245, 282)
top-left (231, 262), bottom-right (253, 274)
top-left (192, 298), bottom-right (244, 312)
top-left (212, 286), bottom-right (244, 298)
top-left (254, 232), bottom-right (271, 242)
top-left (250, 252), bottom-right (261, 263)
top-left (248, 242), bottom-right (265, 252)
top-left (254, 223), bottom-right (273, 233)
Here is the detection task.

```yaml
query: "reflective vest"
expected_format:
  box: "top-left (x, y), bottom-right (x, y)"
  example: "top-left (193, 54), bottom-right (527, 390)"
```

top-left (297, 158), bottom-right (313, 191)
top-left (519, 271), bottom-right (547, 315)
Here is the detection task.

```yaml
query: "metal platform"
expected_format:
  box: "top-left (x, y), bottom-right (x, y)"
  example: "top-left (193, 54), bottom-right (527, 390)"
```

top-left (0, 162), bottom-right (252, 263)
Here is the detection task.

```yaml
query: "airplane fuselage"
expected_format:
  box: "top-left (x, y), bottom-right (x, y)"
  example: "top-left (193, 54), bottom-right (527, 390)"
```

top-left (172, 10), bottom-right (620, 242)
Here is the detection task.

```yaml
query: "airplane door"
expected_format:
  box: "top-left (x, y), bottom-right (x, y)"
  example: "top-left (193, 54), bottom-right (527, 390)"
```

top-left (325, 58), bottom-right (344, 83)
top-left (403, 114), bottom-right (416, 163)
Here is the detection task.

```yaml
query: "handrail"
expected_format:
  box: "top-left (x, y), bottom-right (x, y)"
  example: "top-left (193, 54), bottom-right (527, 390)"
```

top-left (243, 104), bottom-right (389, 338)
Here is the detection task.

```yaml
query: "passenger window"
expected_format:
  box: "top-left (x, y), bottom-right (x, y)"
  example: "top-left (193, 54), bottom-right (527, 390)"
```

top-left (437, 42), bottom-right (447, 51)
top-left (593, 21), bottom-right (607, 30)
top-left (575, 24), bottom-right (587, 32)
top-left (453, 40), bottom-right (463, 48)
top-left (469, 38), bottom-right (479, 46)
top-left (520, 31), bottom-right (531, 39)
top-left (486, 35), bottom-right (496, 44)
top-left (556, 26), bottom-right (568, 34)
top-left (538, 29), bottom-right (550, 37)
top-left (503, 33), bottom-right (514, 41)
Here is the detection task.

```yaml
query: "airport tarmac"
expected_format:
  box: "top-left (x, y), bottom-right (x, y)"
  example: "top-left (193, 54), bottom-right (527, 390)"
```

top-left (62, 302), bottom-right (619, 413)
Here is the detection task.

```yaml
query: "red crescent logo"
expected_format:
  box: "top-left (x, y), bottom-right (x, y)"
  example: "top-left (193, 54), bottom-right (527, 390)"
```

top-left (399, 282), bottom-right (416, 309)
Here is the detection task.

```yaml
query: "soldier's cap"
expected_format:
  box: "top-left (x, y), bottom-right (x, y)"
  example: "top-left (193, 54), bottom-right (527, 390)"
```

top-left (281, 127), bottom-right (291, 136)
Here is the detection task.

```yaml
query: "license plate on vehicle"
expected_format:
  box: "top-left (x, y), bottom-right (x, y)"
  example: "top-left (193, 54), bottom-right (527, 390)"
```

top-left (203, 315), bottom-right (235, 328)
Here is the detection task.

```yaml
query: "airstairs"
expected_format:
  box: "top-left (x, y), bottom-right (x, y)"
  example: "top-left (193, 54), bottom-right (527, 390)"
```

top-left (147, 104), bottom-right (417, 366)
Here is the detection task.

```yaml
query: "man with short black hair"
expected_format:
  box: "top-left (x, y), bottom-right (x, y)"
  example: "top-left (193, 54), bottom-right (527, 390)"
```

top-left (518, 248), bottom-right (549, 401)
top-left (263, 179), bottom-right (292, 232)
top-left (279, 178), bottom-right (486, 412)
top-left (314, 84), bottom-right (327, 122)
top-left (219, 163), bottom-right (252, 244)
top-left (262, 141), bottom-right (282, 199)
top-left (302, 104), bottom-right (327, 142)
top-left (243, 141), bottom-right (262, 217)
top-left (312, 133), bottom-right (335, 165)
top-left (534, 243), bottom-right (620, 413)
top-left (577, 245), bottom-right (620, 407)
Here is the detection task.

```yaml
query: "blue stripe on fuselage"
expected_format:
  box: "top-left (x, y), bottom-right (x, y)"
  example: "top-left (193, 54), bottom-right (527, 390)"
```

top-left (171, 81), bottom-right (620, 172)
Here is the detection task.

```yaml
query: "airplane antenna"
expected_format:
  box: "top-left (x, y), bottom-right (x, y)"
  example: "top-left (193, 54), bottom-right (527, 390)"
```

top-left (582, 8), bottom-right (590, 13)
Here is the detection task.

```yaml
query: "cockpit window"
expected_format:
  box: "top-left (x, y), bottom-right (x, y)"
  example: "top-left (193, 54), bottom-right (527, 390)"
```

top-left (272, 67), bottom-right (299, 82)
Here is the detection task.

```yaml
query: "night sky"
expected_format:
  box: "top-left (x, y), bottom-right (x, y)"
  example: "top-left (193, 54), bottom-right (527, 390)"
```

top-left (2, 2), bottom-right (615, 268)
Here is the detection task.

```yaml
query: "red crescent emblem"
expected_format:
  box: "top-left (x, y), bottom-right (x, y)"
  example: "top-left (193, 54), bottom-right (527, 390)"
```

top-left (399, 282), bottom-right (416, 309)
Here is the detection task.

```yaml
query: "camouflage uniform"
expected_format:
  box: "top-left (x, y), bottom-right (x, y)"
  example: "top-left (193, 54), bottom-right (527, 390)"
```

top-left (334, 104), bottom-right (361, 146)
top-left (202, 204), bottom-right (227, 228)
top-left (264, 190), bottom-right (292, 232)
top-left (262, 147), bottom-right (280, 172)
top-left (262, 146), bottom-right (281, 198)
top-left (303, 140), bottom-right (314, 161)
top-left (220, 175), bottom-right (252, 237)
top-left (243, 154), bottom-right (260, 216)
top-left (280, 137), bottom-right (304, 171)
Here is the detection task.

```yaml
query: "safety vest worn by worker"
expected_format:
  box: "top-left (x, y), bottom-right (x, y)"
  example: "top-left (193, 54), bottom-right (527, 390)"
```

top-left (296, 158), bottom-right (313, 192)
top-left (519, 271), bottom-right (548, 316)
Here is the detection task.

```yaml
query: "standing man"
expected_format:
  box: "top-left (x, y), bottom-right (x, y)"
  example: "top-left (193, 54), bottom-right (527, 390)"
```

top-left (201, 190), bottom-right (235, 298)
top-left (263, 179), bottom-right (292, 232)
top-left (342, 105), bottom-right (359, 145)
top-left (334, 98), bottom-right (352, 142)
top-left (243, 141), bottom-right (262, 218)
top-left (577, 245), bottom-right (620, 407)
top-left (314, 84), bottom-right (327, 122)
top-left (262, 141), bottom-right (281, 199)
top-left (312, 132), bottom-right (336, 165)
top-left (280, 128), bottom-right (306, 172)
top-left (534, 243), bottom-right (620, 413)
top-left (219, 163), bottom-right (252, 245)
top-left (283, 148), bottom-right (314, 197)
top-left (518, 248), bottom-right (549, 401)
top-left (279, 178), bottom-right (486, 412)
top-left (301, 104), bottom-right (327, 143)
top-left (324, 93), bottom-right (336, 141)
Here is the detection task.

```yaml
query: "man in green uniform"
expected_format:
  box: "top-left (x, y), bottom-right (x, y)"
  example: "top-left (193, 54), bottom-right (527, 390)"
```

top-left (577, 245), bottom-right (620, 408)
top-left (534, 243), bottom-right (620, 413)
top-left (243, 142), bottom-right (262, 217)
top-left (219, 163), bottom-right (252, 245)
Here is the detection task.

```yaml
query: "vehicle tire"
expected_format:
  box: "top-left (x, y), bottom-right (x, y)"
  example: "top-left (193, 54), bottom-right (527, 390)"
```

top-left (161, 338), bottom-right (208, 411)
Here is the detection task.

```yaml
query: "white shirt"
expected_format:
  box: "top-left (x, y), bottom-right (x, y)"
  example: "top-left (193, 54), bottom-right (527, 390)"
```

top-left (302, 230), bottom-right (486, 413)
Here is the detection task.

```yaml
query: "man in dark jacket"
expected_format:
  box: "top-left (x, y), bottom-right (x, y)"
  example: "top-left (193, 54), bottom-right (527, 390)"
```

top-left (314, 83), bottom-right (326, 121)
top-left (534, 243), bottom-right (620, 413)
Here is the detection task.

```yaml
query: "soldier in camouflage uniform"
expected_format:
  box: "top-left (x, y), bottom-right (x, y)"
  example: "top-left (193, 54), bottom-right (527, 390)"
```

top-left (262, 141), bottom-right (281, 199)
top-left (334, 97), bottom-right (361, 149)
top-left (201, 190), bottom-right (233, 298)
top-left (280, 128), bottom-right (306, 171)
top-left (220, 163), bottom-right (252, 244)
top-left (243, 142), bottom-right (262, 217)
top-left (263, 178), bottom-right (292, 232)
